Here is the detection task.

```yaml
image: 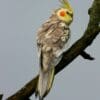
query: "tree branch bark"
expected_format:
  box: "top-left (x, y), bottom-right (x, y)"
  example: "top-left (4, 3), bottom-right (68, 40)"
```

top-left (0, 94), bottom-right (3, 100)
top-left (80, 51), bottom-right (94, 60)
top-left (6, 0), bottom-right (100, 100)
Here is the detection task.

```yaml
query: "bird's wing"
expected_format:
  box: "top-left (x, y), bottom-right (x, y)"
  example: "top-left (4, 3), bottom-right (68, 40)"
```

top-left (37, 19), bottom-right (70, 65)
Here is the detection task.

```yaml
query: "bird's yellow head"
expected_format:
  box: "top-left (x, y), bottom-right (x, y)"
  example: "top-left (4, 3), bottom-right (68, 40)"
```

top-left (56, 0), bottom-right (73, 24)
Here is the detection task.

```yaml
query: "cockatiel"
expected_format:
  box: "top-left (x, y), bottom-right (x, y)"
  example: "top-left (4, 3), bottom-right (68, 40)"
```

top-left (36, 0), bottom-right (73, 99)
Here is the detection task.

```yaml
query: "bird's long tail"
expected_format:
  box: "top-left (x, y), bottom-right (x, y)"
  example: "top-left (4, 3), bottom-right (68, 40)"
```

top-left (37, 67), bottom-right (55, 99)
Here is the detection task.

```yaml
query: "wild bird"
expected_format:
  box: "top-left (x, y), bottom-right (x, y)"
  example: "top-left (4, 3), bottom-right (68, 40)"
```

top-left (36, 0), bottom-right (73, 99)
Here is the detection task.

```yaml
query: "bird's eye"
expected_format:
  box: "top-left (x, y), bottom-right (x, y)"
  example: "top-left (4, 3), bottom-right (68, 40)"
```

top-left (66, 11), bottom-right (73, 17)
top-left (66, 11), bottom-right (70, 15)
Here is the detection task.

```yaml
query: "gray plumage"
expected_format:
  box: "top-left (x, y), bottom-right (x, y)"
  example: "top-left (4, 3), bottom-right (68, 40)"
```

top-left (35, 1), bottom-right (74, 99)
top-left (36, 14), bottom-right (71, 99)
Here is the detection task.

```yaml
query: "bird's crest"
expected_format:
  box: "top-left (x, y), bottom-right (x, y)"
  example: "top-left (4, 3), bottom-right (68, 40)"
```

top-left (59, 0), bottom-right (73, 13)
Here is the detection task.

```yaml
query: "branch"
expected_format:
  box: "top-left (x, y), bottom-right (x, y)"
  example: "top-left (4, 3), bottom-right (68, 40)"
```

top-left (0, 94), bottom-right (3, 100)
top-left (80, 51), bottom-right (94, 60)
top-left (7, 0), bottom-right (100, 99)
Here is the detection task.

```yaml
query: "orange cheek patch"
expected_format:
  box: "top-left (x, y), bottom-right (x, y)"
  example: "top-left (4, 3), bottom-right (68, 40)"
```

top-left (60, 11), bottom-right (66, 17)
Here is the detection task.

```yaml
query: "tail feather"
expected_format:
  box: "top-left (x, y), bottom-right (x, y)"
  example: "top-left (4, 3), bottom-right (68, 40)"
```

top-left (47, 68), bottom-right (55, 92)
top-left (37, 67), bottom-right (55, 99)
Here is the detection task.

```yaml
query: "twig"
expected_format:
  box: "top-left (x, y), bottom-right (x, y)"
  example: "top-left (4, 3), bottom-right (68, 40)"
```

top-left (80, 51), bottom-right (94, 60)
